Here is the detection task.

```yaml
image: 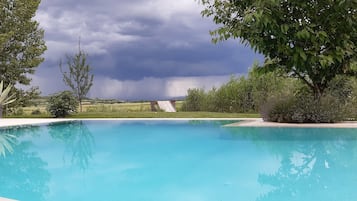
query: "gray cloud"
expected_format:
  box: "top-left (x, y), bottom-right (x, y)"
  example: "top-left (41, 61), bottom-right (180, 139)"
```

top-left (87, 75), bottom-right (235, 100)
top-left (33, 0), bottom-right (262, 100)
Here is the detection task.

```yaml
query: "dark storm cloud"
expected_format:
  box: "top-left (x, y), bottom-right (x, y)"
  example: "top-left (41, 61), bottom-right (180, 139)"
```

top-left (34, 0), bottom-right (262, 99)
top-left (89, 41), bottom-right (258, 81)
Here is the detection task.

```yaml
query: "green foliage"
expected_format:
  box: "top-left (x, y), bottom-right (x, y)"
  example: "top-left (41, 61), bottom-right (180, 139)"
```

top-left (181, 88), bottom-right (206, 111)
top-left (47, 91), bottom-right (79, 118)
top-left (14, 87), bottom-right (41, 107)
top-left (3, 87), bottom-right (41, 116)
top-left (181, 78), bottom-right (252, 113)
top-left (261, 76), bottom-right (357, 123)
top-left (60, 42), bottom-right (94, 112)
top-left (182, 64), bottom-right (357, 122)
top-left (261, 92), bottom-right (346, 123)
top-left (201, 0), bottom-right (357, 98)
top-left (0, 80), bottom-right (16, 118)
top-left (248, 64), bottom-right (299, 111)
top-left (0, 0), bottom-right (46, 106)
top-left (213, 76), bottom-right (255, 112)
top-left (182, 63), bottom-right (294, 113)
top-left (0, 81), bottom-right (16, 106)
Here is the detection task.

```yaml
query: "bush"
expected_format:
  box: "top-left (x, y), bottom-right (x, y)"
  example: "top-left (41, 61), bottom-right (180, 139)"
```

top-left (249, 66), bottom-right (299, 111)
top-left (261, 90), bottom-right (348, 123)
top-left (181, 88), bottom-right (206, 111)
top-left (181, 64), bottom-right (297, 113)
top-left (213, 77), bottom-right (254, 113)
top-left (181, 76), bottom-right (257, 113)
top-left (47, 91), bottom-right (79, 118)
top-left (181, 63), bottom-right (357, 121)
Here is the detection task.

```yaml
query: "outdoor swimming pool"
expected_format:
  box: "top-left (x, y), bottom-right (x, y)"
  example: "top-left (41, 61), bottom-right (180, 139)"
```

top-left (1, 120), bottom-right (357, 201)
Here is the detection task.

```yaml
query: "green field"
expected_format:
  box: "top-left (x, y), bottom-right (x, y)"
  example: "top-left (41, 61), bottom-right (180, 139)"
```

top-left (7, 100), bottom-right (260, 118)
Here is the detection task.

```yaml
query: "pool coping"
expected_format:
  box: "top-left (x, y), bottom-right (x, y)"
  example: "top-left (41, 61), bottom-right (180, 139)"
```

top-left (0, 197), bottom-right (18, 201)
top-left (0, 118), bottom-right (248, 128)
top-left (224, 118), bottom-right (357, 128)
top-left (1, 118), bottom-right (357, 128)
top-left (0, 118), bottom-right (75, 128)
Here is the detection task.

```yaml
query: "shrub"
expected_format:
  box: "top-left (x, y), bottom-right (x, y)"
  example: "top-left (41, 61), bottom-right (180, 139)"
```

top-left (47, 91), bottom-right (78, 118)
top-left (261, 90), bottom-right (348, 123)
top-left (214, 77), bottom-right (251, 113)
top-left (181, 76), bottom-right (257, 113)
top-left (260, 75), bottom-right (357, 123)
top-left (260, 94), bottom-right (295, 123)
top-left (181, 88), bottom-right (206, 111)
top-left (347, 86), bottom-right (357, 119)
top-left (248, 64), bottom-right (300, 112)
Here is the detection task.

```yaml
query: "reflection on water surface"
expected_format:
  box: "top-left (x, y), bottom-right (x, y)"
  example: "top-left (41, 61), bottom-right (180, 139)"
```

top-left (0, 121), bottom-right (356, 201)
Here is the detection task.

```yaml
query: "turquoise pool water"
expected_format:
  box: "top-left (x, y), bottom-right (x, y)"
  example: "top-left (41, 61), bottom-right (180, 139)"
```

top-left (1, 120), bottom-right (357, 201)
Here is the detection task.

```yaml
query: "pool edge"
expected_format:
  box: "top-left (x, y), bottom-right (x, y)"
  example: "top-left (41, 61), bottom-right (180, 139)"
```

top-left (2, 118), bottom-right (357, 128)
top-left (224, 119), bottom-right (357, 128)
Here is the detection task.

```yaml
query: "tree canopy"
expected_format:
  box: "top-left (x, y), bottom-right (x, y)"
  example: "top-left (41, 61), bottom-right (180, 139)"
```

top-left (0, 0), bottom-right (46, 111)
top-left (201, 0), bottom-right (357, 97)
top-left (0, 0), bottom-right (46, 85)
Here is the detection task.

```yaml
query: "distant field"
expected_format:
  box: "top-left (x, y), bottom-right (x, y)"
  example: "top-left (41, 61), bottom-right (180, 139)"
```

top-left (7, 100), bottom-right (260, 118)
top-left (69, 112), bottom-right (260, 118)
top-left (82, 102), bottom-right (153, 113)
top-left (18, 100), bottom-right (183, 114)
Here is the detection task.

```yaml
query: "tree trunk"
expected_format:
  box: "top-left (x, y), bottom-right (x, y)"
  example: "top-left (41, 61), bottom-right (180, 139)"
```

top-left (79, 101), bottom-right (82, 112)
top-left (0, 105), bottom-right (3, 118)
top-left (312, 83), bottom-right (325, 100)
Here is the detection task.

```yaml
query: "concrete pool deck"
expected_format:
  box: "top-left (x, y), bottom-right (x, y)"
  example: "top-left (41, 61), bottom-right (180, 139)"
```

top-left (1, 118), bottom-right (357, 128)
top-left (0, 118), bottom-right (74, 128)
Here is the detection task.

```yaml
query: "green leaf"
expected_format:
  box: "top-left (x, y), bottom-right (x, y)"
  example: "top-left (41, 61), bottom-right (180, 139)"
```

top-left (296, 29), bottom-right (310, 39)
top-left (280, 24), bottom-right (289, 33)
top-left (318, 31), bottom-right (328, 38)
top-left (299, 51), bottom-right (307, 61)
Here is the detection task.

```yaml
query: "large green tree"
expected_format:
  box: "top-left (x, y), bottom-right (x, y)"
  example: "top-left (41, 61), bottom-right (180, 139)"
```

top-left (0, 0), bottom-right (46, 107)
top-left (201, 0), bottom-right (357, 98)
top-left (60, 43), bottom-right (94, 112)
top-left (0, 0), bottom-right (46, 85)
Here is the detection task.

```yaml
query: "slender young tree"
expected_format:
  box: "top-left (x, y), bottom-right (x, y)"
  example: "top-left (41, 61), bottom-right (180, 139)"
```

top-left (60, 41), bottom-right (94, 112)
